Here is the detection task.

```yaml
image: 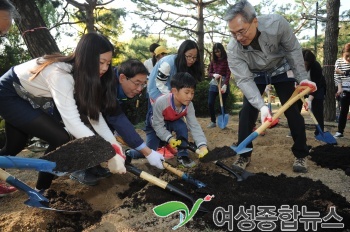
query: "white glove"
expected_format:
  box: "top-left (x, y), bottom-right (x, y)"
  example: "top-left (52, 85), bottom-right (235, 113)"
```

top-left (157, 62), bottom-right (171, 81)
top-left (146, 150), bottom-right (165, 169)
top-left (213, 74), bottom-right (221, 80)
top-left (300, 80), bottom-right (317, 93)
top-left (108, 144), bottom-right (126, 174)
top-left (108, 155), bottom-right (126, 174)
top-left (260, 105), bottom-right (272, 124)
top-left (221, 84), bottom-right (227, 94)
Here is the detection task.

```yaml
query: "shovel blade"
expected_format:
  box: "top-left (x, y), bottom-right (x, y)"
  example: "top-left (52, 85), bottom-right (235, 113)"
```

top-left (217, 113), bottom-right (229, 129)
top-left (315, 132), bottom-right (337, 145)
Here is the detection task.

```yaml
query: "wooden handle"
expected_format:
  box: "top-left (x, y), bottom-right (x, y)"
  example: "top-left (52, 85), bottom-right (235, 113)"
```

top-left (163, 162), bottom-right (183, 177)
top-left (218, 77), bottom-right (223, 107)
top-left (0, 168), bottom-right (11, 181)
top-left (139, 171), bottom-right (168, 189)
top-left (300, 97), bottom-right (319, 125)
top-left (255, 86), bottom-right (311, 134)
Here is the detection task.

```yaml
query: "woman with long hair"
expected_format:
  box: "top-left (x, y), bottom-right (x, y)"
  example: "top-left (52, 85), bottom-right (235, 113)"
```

top-left (207, 42), bottom-right (231, 128)
top-left (0, 33), bottom-right (126, 189)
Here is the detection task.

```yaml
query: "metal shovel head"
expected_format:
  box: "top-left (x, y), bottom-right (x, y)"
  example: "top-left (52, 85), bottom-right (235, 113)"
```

top-left (316, 131), bottom-right (337, 145)
top-left (217, 113), bottom-right (229, 129)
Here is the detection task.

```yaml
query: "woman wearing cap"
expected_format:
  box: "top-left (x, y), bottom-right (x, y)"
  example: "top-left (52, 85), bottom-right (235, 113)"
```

top-left (144, 43), bottom-right (160, 73)
top-left (154, 45), bottom-right (170, 62)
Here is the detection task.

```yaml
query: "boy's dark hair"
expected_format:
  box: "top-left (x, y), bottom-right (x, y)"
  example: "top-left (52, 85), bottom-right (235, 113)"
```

top-left (170, 72), bottom-right (197, 90)
top-left (117, 59), bottom-right (149, 77)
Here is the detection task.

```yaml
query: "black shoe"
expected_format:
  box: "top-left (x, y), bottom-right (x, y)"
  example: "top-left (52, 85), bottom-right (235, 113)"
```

top-left (70, 170), bottom-right (99, 186)
top-left (88, 165), bottom-right (112, 178)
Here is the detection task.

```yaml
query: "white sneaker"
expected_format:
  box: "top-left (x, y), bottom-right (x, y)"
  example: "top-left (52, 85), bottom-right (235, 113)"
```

top-left (333, 132), bottom-right (344, 138)
top-left (207, 122), bottom-right (216, 128)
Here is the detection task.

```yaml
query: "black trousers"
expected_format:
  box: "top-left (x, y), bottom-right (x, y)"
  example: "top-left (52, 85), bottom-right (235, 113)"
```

top-left (238, 81), bottom-right (309, 159)
top-left (337, 91), bottom-right (350, 133)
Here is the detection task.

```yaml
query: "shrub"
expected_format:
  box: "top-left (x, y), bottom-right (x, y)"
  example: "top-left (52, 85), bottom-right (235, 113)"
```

top-left (192, 79), bottom-right (237, 117)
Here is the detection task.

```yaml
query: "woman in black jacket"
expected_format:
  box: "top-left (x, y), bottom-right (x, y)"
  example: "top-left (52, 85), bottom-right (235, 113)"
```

top-left (303, 49), bottom-right (326, 136)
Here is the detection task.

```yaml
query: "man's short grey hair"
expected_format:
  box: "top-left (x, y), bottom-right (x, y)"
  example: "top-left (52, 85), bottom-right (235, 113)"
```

top-left (0, 0), bottom-right (20, 19)
top-left (224, 0), bottom-right (256, 23)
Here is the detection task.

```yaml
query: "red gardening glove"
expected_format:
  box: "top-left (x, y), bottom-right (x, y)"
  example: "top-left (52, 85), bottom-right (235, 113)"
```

top-left (107, 144), bottom-right (126, 174)
top-left (300, 80), bottom-right (317, 93)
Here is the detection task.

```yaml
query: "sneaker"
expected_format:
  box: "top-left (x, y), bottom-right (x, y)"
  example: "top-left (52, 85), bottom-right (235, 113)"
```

top-left (177, 156), bottom-right (196, 168)
top-left (70, 170), bottom-right (99, 186)
top-left (88, 165), bottom-right (112, 178)
top-left (286, 132), bottom-right (292, 138)
top-left (207, 122), bottom-right (216, 128)
top-left (232, 156), bottom-right (251, 172)
top-left (0, 182), bottom-right (17, 197)
top-left (293, 157), bottom-right (308, 173)
top-left (334, 132), bottom-right (344, 138)
top-left (27, 141), bottom-right (48, 152)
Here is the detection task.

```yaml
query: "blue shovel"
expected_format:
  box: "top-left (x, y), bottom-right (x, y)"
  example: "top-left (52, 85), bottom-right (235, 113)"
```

top-left (300, 97), bottom-right (337, 145)
top-left (217, 77), bottom-right (229, 129)
top-left (0, 156), bottom-right (67, 176)
top-left (0, 168), bottom-right (78, 212)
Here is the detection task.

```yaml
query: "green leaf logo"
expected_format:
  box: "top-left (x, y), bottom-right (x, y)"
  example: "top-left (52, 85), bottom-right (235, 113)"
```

top-left (153, 195), bottom-right (214, 230)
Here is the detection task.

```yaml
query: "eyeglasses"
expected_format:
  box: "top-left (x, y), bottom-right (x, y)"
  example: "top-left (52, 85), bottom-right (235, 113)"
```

top-left (231, 22), bottom-right (253, 39)
top-left (126, 77), bottom-right (147, 89)
top-left (185, 55), bottom-right (198, 61)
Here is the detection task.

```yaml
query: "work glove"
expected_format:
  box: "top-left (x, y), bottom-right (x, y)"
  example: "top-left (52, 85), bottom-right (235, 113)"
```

top-left (146, 150), bottom-right (165, 169)
top-left (168, 137), bottom-right (181, 148)
top-left (108, 144), bottom-right (126, 174)
top-left (197, 146), bottom-right (208, 158)
top-left (213, 73), bottom-right (221, 80)
top-left (300, 80), bottom-right (317, 93)
top-left (260, 105), bottom-right (272, 125)
top-left (221, 84), bottom-right (227, 94)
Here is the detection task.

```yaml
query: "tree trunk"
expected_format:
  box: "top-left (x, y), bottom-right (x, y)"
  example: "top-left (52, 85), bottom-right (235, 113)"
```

top-left (197, 0), bottom-right (205, 80)
top-left (12, 0), bottom-right (60, 58)
top-left (323, 0), bottom-right (340, 122)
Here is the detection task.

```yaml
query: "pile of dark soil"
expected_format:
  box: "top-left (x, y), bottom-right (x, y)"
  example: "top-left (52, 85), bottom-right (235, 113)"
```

top-left (122, 146), bottom-right (350, 232)
top-left (41, 135), bottom-right (115, 172)
top-left (44, 189), bottom-right (102, 231)
top-left (310, 144), bottom-right (350, 175)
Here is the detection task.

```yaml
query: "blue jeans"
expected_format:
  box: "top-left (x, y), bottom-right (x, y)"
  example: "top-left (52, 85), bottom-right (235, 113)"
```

top-left (128, 108), bottom-right (190, 158)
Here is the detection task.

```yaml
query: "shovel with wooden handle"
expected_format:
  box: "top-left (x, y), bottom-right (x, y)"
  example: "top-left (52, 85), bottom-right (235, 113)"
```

top-left (201, 86), bottom-right (312, 164)
top-left (125, 163), bottom-right (209, 213)
top-left (231, 86), bottom-right (312, 154)
top-left (0, 168), bottom-right (80, 212)
top-left (162, 162), bottom-right (207, 188)
top-left (217, 77), bottom-right (229, 129)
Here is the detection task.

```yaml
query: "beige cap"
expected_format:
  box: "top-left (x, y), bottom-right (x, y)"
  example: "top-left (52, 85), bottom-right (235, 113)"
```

top-left (154, 46), bottom-right (170, 56)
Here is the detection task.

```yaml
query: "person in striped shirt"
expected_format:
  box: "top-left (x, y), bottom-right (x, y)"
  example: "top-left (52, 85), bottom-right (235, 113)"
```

top-left (334, 43), bottom-right (350, 138)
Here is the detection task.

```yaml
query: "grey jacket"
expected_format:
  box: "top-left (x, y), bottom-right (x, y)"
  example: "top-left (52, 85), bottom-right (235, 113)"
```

top-left (227, 14), bottom-right (308, 110)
